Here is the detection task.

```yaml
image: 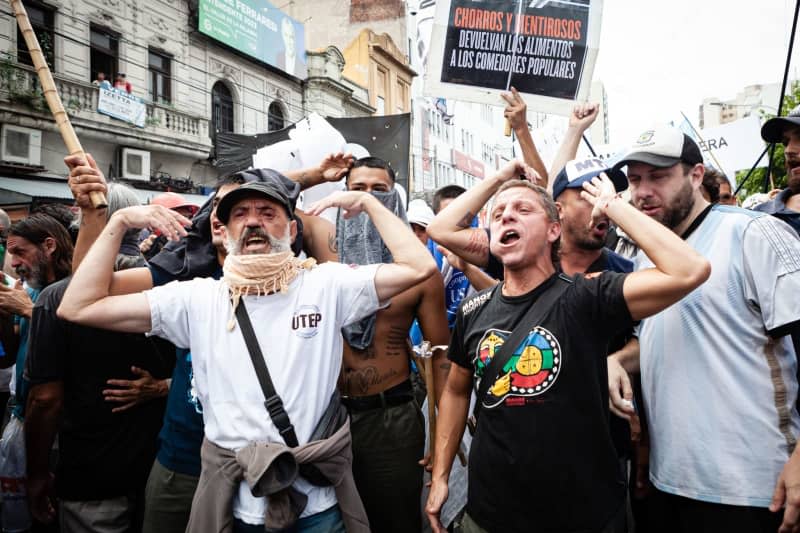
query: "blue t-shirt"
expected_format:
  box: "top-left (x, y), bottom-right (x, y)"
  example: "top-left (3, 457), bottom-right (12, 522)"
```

top-left (12, 287), bottom-right (41, 419)
top-left (427, 238), bottom-right (473, 330)
top-left (754, 188), bottom-right (800, 236)
top-left (151, 265), bottom-right (221, 477)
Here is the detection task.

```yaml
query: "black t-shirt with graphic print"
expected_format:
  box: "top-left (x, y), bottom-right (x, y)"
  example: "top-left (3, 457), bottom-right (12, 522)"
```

top-left (449, 271), bottom-right (632, 533)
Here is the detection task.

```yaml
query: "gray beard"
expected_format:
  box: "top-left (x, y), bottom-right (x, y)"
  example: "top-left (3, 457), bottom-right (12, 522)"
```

top-left (225, 228), bottom-right (291, 256)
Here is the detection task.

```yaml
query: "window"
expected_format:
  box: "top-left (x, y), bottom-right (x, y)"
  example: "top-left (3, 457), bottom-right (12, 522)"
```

top-left (212, 81), bottom-right (234, 135)
top-left (148, 49), bottom-right (171, 104)
top-left (268, 101), bottom-right (284, 131)
top-left (375, 67), bottom-right (388, 116)
top-left (90, 26), bottom-right (118, 85)
top-left (17, 2), bottom-right (54, 70)
top-left (396, 81), bottom-right (408, 114)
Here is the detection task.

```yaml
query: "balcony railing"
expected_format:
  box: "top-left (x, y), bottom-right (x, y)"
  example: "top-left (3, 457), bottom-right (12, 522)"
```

top-left (0, 62), bottom-right (209, 146)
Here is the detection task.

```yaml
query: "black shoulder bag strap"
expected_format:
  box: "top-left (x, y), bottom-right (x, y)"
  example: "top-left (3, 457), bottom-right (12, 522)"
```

top-left (473, 273), bottom-right (573, 421)
top-left (235, 299), bottom-right (300, 448)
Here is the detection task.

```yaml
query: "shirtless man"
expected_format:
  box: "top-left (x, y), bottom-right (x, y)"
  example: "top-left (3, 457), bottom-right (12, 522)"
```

top-left (337, 157), bottom-right (450, 533)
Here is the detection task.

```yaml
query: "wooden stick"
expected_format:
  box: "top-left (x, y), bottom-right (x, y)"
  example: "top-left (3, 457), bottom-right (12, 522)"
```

top-left (10, 0), bottom-right (107, 208)
top-left (504, 118), bottom-right (512, 137)
top-left (422, 356), bottom-right (436, 460)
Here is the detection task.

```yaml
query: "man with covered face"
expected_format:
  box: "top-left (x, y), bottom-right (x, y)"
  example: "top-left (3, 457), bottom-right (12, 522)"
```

top-left (58, 172), bottom-right (438, 532)
top-left (336, 157), bottom-right (449, 533)
top-left (608, 126), bottom-right (800, 533)
top-left (756, 105), bottom-right (800, 235)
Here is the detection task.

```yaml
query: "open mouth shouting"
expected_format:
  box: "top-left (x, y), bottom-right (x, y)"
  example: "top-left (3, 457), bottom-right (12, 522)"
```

top-left (239, 227), bottom-right (271, 253)
top-left (591, 220), bottom-right (609, 238)
top-left (499, 228), bottom-right (521, 246)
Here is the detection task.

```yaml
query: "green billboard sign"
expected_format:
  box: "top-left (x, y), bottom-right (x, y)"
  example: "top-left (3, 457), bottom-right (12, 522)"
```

top-left (198, 0), bottom-right (307, 79)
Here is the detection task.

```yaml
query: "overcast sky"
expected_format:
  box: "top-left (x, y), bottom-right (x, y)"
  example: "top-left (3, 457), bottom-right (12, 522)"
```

top-left (594, 0), bottom-right (797, 144)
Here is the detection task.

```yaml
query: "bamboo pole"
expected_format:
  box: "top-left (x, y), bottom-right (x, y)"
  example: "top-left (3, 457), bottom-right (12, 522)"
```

top-left (10, 0), bottom-right (107, 208)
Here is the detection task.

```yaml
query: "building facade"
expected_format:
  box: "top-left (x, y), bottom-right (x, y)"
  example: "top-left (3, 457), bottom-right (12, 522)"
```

top-left (342, 28), bottom-right (414, 116)
top-left (699, 82), bottom-right (789, 129)
top-left (0, 0), bottom-right (371, 216)
top-left (287, 0), bottom-right (409, 61)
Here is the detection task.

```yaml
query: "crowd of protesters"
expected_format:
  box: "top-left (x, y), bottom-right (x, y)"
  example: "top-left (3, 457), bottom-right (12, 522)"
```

top-left (0, 90), bottom-right (798, 533)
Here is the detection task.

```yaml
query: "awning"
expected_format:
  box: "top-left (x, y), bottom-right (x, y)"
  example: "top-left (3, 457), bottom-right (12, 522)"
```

top-left (0, 177), bottom-right (211, 207)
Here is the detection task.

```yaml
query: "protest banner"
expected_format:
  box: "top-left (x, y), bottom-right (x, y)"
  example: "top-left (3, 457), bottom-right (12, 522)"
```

top-left (697, 115), bottom-right (766, 182)
top-left (97, 88), bottom-right (146, 128)
top-left (424, 0), bottom-right (604, 116)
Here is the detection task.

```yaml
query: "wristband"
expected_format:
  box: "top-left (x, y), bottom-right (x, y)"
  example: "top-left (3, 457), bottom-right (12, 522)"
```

top-left (599, 192), bottom-right (624, 212)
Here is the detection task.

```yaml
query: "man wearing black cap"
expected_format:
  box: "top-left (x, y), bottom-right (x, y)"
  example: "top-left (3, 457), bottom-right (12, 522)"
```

top-left (756, 106), bottom-right (800, 235)
top-left (609, 125), bottom-right (800, 533)
top-left (65, 159), bottom-right (344, 533)
top-left (58, 175), bottom-right (437, 532)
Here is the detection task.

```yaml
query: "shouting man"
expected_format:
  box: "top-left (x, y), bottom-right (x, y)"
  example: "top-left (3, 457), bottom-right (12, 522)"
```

top-left (425, 160), bottom-right (710, 533)
top-left (58, 175), bottom-right (437, 532)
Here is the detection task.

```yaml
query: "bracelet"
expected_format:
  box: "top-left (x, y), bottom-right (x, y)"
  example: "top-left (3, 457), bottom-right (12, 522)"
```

top-left (599, 192), bottom-right (625, 212)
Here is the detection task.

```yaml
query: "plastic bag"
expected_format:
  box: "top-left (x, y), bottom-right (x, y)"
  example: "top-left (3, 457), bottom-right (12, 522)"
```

top-left (0, 417), bottom-right (31, 532)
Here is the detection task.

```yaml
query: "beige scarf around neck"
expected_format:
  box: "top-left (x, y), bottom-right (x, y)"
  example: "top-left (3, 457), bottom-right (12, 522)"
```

top-left (223, 251), bottom-right (316, 331)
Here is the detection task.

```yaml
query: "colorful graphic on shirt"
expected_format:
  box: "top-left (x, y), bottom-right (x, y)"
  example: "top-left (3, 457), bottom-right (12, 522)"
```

top-left (475, 327), bottom-right (562, 408)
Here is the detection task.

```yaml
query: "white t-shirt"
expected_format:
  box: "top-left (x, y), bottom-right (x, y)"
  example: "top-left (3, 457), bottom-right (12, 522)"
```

top-left (636, 206), bottom-right (800, 507)
top-left (146, 262), bottom-right (384, 524)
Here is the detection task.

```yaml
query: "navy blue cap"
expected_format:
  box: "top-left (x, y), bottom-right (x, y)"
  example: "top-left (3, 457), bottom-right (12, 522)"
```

top-left (552, 157), bottom-right (628, 200)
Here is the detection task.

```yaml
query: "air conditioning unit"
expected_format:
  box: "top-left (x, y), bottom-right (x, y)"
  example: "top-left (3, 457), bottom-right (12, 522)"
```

top-left (122, 148), bottom-right (151, 181)
top-left (0, 125), bottom-right (42, 166)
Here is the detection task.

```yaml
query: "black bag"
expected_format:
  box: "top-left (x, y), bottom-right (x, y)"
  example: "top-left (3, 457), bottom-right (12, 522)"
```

top-left (235, 300), bottom-right (345, 486)
top-left (472, 274), bottom-right (572, 422)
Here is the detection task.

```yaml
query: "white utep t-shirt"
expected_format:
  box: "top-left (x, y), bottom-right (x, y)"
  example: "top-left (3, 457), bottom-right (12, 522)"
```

top-left (636, 206), bottom-right (800, 507)
top-left (146, 262), bottom-right (384, 524)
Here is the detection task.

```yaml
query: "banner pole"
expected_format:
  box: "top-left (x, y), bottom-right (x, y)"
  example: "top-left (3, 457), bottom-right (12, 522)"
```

top-left (764, 0), bottom-right (800, 192)
top-left (581, 134), bottom-right (597, 157)
top-left (680, 111), bottom-right (725, 172)
top-left (9, 0), bottom-right (107, 208)
top-left (504, 0), bottom-right (526, 137)
top-left (734, 145), bottom-right (770, 196)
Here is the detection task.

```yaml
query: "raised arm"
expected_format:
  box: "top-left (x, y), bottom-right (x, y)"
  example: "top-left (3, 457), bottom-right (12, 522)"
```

top-left (57, 206), bottom-right (190, 332)
top-left (427, 160), bottom-right (538, 267)
top-left (305, 191), bottom-right (436, 301)
top-left (437, 246), bottom-right (498, 291)
top-left (294, 209), bottom-right (337, 263)
top-left (581, 175), bottom-right (711, 320)
top-left (502, 88), bottom-right (547, 184)
top-left (547, 103), bottom-right (599, 192)
top-left (284, 152), bottom-right (353, 191)
top-left (65, 154), bottom-right (108, 271)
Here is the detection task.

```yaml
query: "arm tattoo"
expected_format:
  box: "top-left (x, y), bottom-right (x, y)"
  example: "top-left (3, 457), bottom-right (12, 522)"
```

top-left (296, 172), bottom-right (311, 188)
top-left (456, 211), bottom-right (475, 229)
top-left (464, 229), bottom-right (489, 257)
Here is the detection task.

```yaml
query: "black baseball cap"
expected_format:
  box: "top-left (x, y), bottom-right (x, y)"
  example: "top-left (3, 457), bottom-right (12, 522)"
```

top-left (761, 105), bottom-right (800, 143)
top-left (216, 172), bottom-right (297, 224)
